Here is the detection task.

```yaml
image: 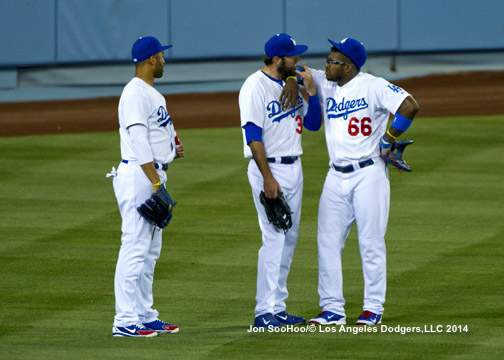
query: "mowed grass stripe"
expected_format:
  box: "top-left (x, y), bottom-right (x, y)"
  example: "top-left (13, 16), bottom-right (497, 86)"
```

top-left (0, 115), bottom-right (503, 359)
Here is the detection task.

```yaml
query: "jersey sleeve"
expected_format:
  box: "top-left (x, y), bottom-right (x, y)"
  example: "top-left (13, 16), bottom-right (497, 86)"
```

top-left (239, 78), bottom-right (265, 128)
top-left (373, 77), bottom-right (411, 114)
top-left (121, 90), bottom-right (151, 129)
top-left (310, 68), bottom-right (326, 84)
top-left (310, 69), bottom-right (327, 107)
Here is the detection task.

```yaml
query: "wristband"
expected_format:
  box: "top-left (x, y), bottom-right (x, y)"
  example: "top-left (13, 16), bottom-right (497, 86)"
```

top-left (285, 76), bottom-right (297, 81)
top-left (152, 181), bottom-right (163, 187)
top-left (391, 113), bottom-right (413, 132)
top-left (386, 130), bottom-right (398, 140)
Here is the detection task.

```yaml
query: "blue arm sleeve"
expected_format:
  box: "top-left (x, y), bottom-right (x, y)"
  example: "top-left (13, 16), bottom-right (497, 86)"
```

top-left (303, 94), bottom-right (322, 131)
top-left (243, 122), bottom-right (263, 144)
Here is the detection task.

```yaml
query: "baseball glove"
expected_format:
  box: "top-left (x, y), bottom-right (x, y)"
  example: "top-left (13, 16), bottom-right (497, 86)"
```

top-left (137, 185), bottom-right (177, 228)
top-left (380, 139), bottom-right (414, 172)
top-left (259, 190), bottom-right (293, 234)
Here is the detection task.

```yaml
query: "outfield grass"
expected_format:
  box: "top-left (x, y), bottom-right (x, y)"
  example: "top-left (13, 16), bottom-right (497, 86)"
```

top-left (1, 116), bottom-right (503, 359)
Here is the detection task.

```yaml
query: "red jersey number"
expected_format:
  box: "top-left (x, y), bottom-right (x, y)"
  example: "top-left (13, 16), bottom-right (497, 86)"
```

top-left (296, 115), bottom-right (303, 134)
top-left (348, 117), bottom-right (372, 136)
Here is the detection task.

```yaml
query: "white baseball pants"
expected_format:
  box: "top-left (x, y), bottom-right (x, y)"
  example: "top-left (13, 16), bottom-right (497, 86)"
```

top-left (247, 158), bottom-right (303, 317)
top-left (112, 161), bottom-right (167, 327)
top-left (317, 159), bottom-right (389, 315)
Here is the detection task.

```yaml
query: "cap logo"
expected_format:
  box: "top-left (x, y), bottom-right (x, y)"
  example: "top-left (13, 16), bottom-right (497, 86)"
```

top-left (291, 38), bottom-right (297, 46)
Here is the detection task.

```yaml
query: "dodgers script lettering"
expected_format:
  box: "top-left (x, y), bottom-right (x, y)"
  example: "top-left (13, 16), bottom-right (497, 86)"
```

top-left (326, 97), bottom-right (368, 120)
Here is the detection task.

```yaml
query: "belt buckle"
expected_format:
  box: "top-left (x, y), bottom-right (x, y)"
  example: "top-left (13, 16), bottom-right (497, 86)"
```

top-left (282, 156), bottom-right (297, 164)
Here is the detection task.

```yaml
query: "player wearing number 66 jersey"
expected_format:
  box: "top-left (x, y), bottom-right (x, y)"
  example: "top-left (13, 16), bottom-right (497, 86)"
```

top-left (285, 38), bottom-right (419, 326)
top-left (239, 34), bottom-right (322, 328)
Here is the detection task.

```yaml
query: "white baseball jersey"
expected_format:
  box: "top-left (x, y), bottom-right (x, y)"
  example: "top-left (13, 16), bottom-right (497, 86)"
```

top-left (312, 69), bottom-right (412, 317)
top-left (311, 70), bottom-right (410, 165)
top-left (239, 69), bottom-right (306, 318)
top-left (118, 77), bottom-right (177, 164)
top-left (239, 70), bottom-right (307, 158)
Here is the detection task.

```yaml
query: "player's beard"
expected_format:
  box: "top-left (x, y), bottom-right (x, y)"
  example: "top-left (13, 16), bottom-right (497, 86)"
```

top-left (154, 63), bottom-right (164, 78)
top-left (325, 69), bottom-right (342, 84)
top-left (278, 58), bottom-right (296, 80)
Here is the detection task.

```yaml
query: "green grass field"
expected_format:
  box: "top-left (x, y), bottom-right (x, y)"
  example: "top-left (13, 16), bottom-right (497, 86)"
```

top-left (1, 116), bottom-right (503, 359)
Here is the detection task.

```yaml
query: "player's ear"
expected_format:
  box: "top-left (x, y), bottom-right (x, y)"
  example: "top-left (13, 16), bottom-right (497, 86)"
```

top-left (273, 56), bottom-right (283, 66)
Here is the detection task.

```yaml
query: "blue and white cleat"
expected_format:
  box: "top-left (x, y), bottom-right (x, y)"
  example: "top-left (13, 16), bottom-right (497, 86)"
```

top-left (274, 311), bottom-right (306, 325)
top-left (254, 313), bottom-right (283, 328)
top-left (143, 319), bottom-right (180, 333)
top-left (356, 311), bottom-right (382, 325)
top-left (309, 311), bottom-right (346, 325)
top-left (112, 323), bottom-right (158, 337)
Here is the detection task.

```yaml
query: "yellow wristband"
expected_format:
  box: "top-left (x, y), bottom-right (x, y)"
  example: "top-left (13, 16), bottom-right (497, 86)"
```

top-left (152, 181), bottom-right (163, 187)
top-left (386, 130), bottom-right (398, 140)
top-left (286, 76), bottom-right (297, 81)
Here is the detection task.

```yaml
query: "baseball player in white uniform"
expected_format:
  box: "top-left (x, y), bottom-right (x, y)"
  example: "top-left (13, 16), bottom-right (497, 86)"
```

top-left (284, 38), bottom-right (419, 326)
top-left (239, 33), bottom-right (322, 328)
top-left (111, 36), bottom-right (184, 337)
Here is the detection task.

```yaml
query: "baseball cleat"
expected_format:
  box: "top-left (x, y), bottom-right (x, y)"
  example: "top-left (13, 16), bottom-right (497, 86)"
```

top-left (309, 311), bottom-right (346, 325)
top-left (356, 311), bottom-right (382, 325)
top-left (143, 319), bottom-right (180, 333)
top-left (112, 323), bottom-right (158, 337)
top-left (254, 313), bottom-right (283, 328)
top-left (274, 311), bottom-right (306, 325)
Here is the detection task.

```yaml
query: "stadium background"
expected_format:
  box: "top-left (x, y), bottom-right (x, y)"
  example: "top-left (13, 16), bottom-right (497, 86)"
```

top-left (1, 1), bottom-right (503, 359)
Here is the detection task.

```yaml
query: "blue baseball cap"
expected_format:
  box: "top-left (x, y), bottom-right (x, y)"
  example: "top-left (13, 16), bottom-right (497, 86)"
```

top-left (265, 33), bottom-right (308, 58)
top-left (328, 38), bottom-right (366, 69)
top-left (132, 36), bottom-right (173, 63)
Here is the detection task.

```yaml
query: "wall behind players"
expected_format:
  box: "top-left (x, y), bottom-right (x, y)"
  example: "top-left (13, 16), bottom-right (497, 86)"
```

top-left (0, 0), bottom-right (503, 67)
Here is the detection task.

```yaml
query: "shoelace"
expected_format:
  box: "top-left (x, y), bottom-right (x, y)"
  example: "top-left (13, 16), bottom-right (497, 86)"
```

top-left (136, 323), bottom-right (149, 330)
top-left (264, 314), bottom-right (278, 322)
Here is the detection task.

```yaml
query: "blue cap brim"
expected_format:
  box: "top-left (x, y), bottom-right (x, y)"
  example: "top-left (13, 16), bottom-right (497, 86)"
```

top-left (285, 44), bottom-right (308, 57)
top-left (328, 38), bottom-right (355, 65)
top-left (328, 39), bottom-right (343, 53)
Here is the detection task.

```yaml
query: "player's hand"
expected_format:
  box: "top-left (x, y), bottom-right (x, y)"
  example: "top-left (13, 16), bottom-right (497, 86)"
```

top-left (263, 175), bottom-right (281, 199)
top-left (280, 78), bottom-right (299, 111)
top-left (175, 140), bottom-right (185, 158)
top-left (296, 63), bottom-right (316, 96)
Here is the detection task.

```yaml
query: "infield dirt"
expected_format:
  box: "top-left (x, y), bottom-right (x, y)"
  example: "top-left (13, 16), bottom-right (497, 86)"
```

top-left (1, 71), bottom-right (503, 137)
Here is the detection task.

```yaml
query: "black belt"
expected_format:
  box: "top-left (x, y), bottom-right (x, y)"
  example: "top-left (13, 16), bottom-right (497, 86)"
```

top-left (121, 159), bottom-right (168, 171)
top-left (267, 156), bottom-right (298, 164)
top-left (332, 159), bottom-right (374, 173)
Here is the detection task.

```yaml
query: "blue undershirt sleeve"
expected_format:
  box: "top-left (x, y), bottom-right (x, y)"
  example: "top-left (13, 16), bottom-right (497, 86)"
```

top-left (303, 94), bottom-right (322, 131)
top-left (242, 122), bottom-right (263, 144)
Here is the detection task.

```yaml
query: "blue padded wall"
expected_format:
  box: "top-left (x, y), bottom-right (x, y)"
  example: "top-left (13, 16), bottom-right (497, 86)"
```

top-left (0, 0), bottom-right (56, 66)
top-left (399, 0), bottom-right (504, 51)
top-left (285, 0), bottom-right (399, 55)
top-left (56, 0), bottom-right (170, 63)
top-left (0, 0), bottom-right (503, 67)
top-left (170, 0), bottom-right (284, 59)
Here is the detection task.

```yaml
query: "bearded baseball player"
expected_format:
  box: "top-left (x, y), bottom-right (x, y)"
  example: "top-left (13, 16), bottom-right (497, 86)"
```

top-left (239, 33), bottom-right (322, 328)
top-left (111, 36), bottom-right (184, 337)
top-left (285, 38), bottom-right (419, 325)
